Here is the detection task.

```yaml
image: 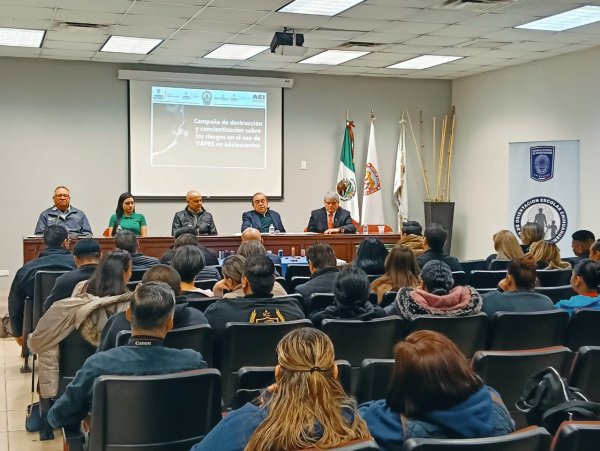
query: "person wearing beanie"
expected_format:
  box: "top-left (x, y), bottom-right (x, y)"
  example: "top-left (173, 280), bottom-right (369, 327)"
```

top-left (385, 260), bottom-right (482, 320)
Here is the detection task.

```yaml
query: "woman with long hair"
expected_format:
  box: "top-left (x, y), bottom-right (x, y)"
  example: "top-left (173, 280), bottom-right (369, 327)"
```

top-left (555, 260), bottom-right (600, 315)
top-left (520, 222), bottom-right (544, 252)
top-left (528, 240), bottom-right (570, 270)
top-left (371, 245), bottom-right (420, 303)
top-left (109, 192), bottom-right (147, 237)
top-left (77, 249), bottom-right (132, 297)
top-left (360, 330), bottom-right (514, 450)
top-left (193, 328), bottom-right (371, 451)
top-left (212, 254), bottom-right (246, 298)
top-left (354, 237), bottom-right (388, 276)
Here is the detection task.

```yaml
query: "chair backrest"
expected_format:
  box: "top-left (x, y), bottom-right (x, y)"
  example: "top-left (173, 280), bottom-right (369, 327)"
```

top-left (551, 420), bottom-right (600, 451)
top-left (489, 259), bottom-right (510, 271)
top-left (34, 270), bottom-right (68, 324)
top-left (186, 296), bottom-right (220, 313)
top-left (367, 274), bottom-right (383, 283)
top-left (488, 310), bottom-right (569, 351)
top-left (126, 280), bottom-right (140, 291)
top-left (308, 293), bottom-right (335, 314)
top-left (58, 330), bottom-right (96, 397)
top-left (566, 309), bottom-right (600, 351)
top-left (115, 324), bottom-right (213, 367)
top-left (569, 346), bottom-right (600, 402)
top-left (535, 285), bottom-right (576, 304)
top-left (212, 264), bottom-right (223, 277)
top-left (402, 426), bottom-right (551, 451)
top-left (407, 313), bottom-right (489, 358)
top-left (290, 276), bottom-right (310, 292)
top-left (365, 225), bottom-right (393, 234)
top-left (194, 278), bottom-right (218, 291)
top-left (130, 268), bottom-right (147, 282)
top-left (285, 264), bottom-right (311, 282)
top-left (275, 276), bottom-right (288, 292)
top-left (475, 288), bottom-right (497, 295)
top-left (451, 271), bottom-right (468, 287)
top-left (380, 291), bottom-right (397, 308)
top-left (536, 269), bottom-right (573, 287)
top-left (459, 259), bottom-right (487, 275)
top-left (322, 316), bottom-right (401, 367)
top-left (468, 270), bottom-right (507, 289)
top-left (356, 358), bottom-right (394, 404)
top-left (88, 369), bottom-right (221, 451)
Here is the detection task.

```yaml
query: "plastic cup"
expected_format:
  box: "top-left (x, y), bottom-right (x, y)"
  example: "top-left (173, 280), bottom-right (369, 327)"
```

top-left (378, 225), bottom-right (385, 234)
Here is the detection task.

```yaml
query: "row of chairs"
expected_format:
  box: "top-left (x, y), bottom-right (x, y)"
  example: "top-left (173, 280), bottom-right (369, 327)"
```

top-left (452, 269), bottom-right (573, 289)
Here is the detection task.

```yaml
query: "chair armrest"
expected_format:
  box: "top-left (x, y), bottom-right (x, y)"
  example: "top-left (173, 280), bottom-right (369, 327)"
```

top-left (62, 423), bottom-right (85, 451)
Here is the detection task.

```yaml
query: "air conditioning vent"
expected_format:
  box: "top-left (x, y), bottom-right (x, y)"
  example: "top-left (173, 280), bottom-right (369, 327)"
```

top-left (57, 22), bottom-right (110, 33)
top-left (337, 41), bottom-right (387, 51)
top-left (438, 0), bottom-right (522, 13)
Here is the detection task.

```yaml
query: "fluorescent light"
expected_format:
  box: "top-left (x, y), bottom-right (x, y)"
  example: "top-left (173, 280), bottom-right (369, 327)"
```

top-left (0, 28), bottom-right (44, 48)
top-left (100, 36), bottom-right (162, 54)
top-left (203, 44), bottom-right (268, 60)
top-left (516, 6), bottom-right (600, 31)
top-left (300, 50), bottom-right (369, 65)
top-left (279, 0), bottom-right (364, 16)
top-left (387, 55), bottom-right (463, 70)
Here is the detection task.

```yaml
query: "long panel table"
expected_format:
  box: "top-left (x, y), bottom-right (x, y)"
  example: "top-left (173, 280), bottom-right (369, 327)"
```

top-left (23, 233), bottom-right (401, 264)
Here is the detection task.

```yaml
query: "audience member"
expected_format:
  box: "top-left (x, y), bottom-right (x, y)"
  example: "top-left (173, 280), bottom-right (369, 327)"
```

top-left (171, 190), bottom-right (218, 236)
top-left (212, 255), bottom-right (246, 298)
top-left (241, 227), bottom-right (281, 264)
top-left (114, 230), bottom-right (159, 271)
top-left (481, 255), bottom-right (554, 317)
top-left (310, 266), bottom-right (385, 327)
top-left (47, 282), bottom-right (207, 428)
top-left (306, 191), bottom-right (356, 234)
top-left (568, 229), bottom-right (596, 265)
top-left (193, 328), bottom-right (370, 451)
top-left (171, 245), bottom-right (213, 298)
top-left (520, 222), bottom-right (544, 252)
top-left (97, 265), bottom-right (208, 352)
top-left (34, 186), bottom-right (92, 236)
top-left (528, 240), bottom-right (570, 270)
top-left (74, 249), bottom-right (132, 297)
top-left (233, 242), bottom-right (286, 295)
top-left (385, 260), bottom-right (481, 320)
top-left (417, 223), bottom-right (462, 271)
top-left (397, 221), bottom-right (425, 256)
top-left (241, 192), bottom-right (286, 233)
top-left (295, 243), bottom-right (339, 302)
top-left (359, 330), bottom-right (514, 450)
top-left (161, 232), bottom-right (220, 272)
top-left (486, 230), bottom-right (524, 269)
top-left (44, 238), bottom-right (100, 311)
top-left (354, 237), bottom-right (388, 276)
top-left (555, 260), bottom-right (600, 315)
top-left (589, 240), bottom-right (600, 262)
top-left (370, 245), bottom-right (419, 303)
top-left (109, 192), bottom-right (147, 237)
top-left (8, 225), bottom-right (76, 339)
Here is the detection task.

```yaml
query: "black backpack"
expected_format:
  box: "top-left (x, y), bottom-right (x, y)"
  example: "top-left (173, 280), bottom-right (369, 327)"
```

top-left (516, 366), bottom-right (600, 434)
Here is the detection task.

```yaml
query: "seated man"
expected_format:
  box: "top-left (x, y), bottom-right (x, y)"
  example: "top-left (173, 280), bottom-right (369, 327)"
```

top-left (398, 220), bottom-right (425, 257)
top-left (171, 190), bottom-right (218, 236)
top-left (416, 223), bottom-right (462, 272)
top-left (9, 225), bottom-right (76, 340)
top-left (161, 232), bottom-right (220, 272)
top-left (241, 192), bottom-right (285, 233)
top-left (295, 243), bottom-right (339, 302)
top-left (44, 238), bottom-right (101, 311)
top-left (114, 229), bottom-right (159, 271)
top-left (97, 265), bottom-right (208, 352)
top-left (306, 191), bottom-right (355, 234)
top-left (204, 255), bottom-right (304, 337)
top-left (47, 282), bottom-right (207, 428)
top-left (236, 241), bottom-right (286, 296)
top-left (567, 230), bottom-right (596, 266)
top-left (35, 186), bottom-right (92, 236)
top-left (241, 227), bottom-right (281, 265)
top-left (171, 245), bottom-right (214, 298)
top-left (482, 255), bottom-right (554, 317)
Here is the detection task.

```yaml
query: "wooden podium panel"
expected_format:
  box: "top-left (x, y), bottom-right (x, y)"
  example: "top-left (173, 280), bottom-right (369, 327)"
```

top-left (23, 233), bottom-right (401, 264)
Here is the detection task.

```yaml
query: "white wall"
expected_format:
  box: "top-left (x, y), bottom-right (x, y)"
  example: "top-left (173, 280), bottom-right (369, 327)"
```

top-left (452, 46), bottom-right (600, 260)
top-left (0, 57), bottom-right (452, 299)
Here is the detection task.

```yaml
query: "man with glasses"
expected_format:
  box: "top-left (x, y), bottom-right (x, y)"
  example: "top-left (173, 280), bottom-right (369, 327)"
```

top-left (241, 192), bottom-right (286, 233)
top-left (306, 191), bottom-right (355, 234)
top-left (34, 186), bottom-right (92, 236)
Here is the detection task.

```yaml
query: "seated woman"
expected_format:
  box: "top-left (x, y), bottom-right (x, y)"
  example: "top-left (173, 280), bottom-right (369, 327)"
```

top-left (73, 249), bottom-right (132, 297)
top-left (371, 245), bottom-right (419, 303)
top-left (212, 254), bottom-right (246, 298)
top-left (192, 328), bottom-right (371, 451)
top-left (555, 260), bottom-right (600, 315)
top-left (236, 241), bottom-right (287, 296)
top-left (384, 260), bottom-right (481, 320)
top-left (108, 192), bottom-right (147, 237)
top-left (397, 221), bottom-right (425, 257)
top-left (528, 240), bottom-right (570, 270)
top-left (310, 266), bottom-right (385, 327)
top-left (588, 240), bottom-right (600, 262)
top-left (359, 330), bottom-right (515, 451)
top-left (486, 230), bottom-right (524, 269)
top-left (520, 222), bottom-right (544, 253)
top-left (354, 237), bottom-right (388, 276)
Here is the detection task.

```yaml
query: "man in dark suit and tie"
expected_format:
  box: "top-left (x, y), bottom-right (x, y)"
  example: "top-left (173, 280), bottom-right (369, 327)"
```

top-left (241, 192), bottom-right (286, 233)
top-left (306, 192), bottom-right (356, 234)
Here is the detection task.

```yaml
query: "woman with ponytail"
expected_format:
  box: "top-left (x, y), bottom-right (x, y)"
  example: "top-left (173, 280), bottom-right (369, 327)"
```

top-left (108, 192), bottom-right (147, 237)
top-left (310, 266), bottom-right (385, 327)
top-left (555, 260), bottom-right (600, 315)
top-left (192, 328), bottom-right (371, 450)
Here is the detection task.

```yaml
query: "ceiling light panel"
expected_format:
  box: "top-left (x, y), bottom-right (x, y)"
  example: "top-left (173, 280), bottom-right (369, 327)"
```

top-left (100, 36), bottom-right (162, 54)
top-left (279, 0), bottom-right (364, 17)
top-left (387, 55), bottom-right (463, 70)
top-left (300, 49), bottom-right (369, 65)
top-left (0, 28), bottom-right (45, 48)
top-left (516, 6), bottom-right (600, 32)
top-left (203, 44), bottom-right (269, 60)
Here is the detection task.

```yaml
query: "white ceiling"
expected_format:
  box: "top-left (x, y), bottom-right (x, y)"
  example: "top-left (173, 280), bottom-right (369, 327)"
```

top-left (1, 0), bottom-right (600, 79)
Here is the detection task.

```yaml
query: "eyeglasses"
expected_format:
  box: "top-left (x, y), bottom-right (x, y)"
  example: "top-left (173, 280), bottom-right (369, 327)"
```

top-left (54, 194), bottom-right (70, 198)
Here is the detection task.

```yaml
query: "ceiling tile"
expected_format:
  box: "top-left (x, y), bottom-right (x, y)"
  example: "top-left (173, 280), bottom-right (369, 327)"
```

top-left (196, 7), bottom-right (269, 25)
top-left (41, 48), bottom-right (95, 58)
top-left (43, 39), bottom-right (100, 50)
top-left (120, 14), bottom-right (188, 28)
top-left (406, 8), bottom-right (479, 25)
top-left (321, 16), bottom-right (389, 32)
top-left (129, 2), bottom-right (202, 17)
top-left (257, 11), bottom-right (330, 28)
top-left (54, 10), bottom-right (123, 24)
top-left (340, 5), bottom-right (420, 21)
top-left (44, 29), bottom-right (108, 44)
top-left (110, 25), bottom-right (176, 39)
top-left (183, 19), bottom-right (248, 33)
top-left (0, 5), bottom-right (53, 20)
top-left (208, 0), bottom-right (287, 9)
top-left (458, 13), bottom-right (532, 28)
top-left (403, 34), bottom-right (469, 47)
top-left (373, 20), bottom-right (447, 34)
top-left (58, 0), bottom-right (132, 13)
top-left (431, 24), bottom-right (500, 38)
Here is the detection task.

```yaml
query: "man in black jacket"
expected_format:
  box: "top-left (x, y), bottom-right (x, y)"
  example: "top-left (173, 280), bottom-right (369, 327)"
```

top-left (8, 225), bottom-right (76, 339)
top-left (295, 242), bottom-right (339, 303)
top-left (44, 238), bottom-right (101, 311)
top-left (115, 230), bottom-right (159, 271)
top-left (171, 190), bottom-right (218, 236)
top-left (416, 223), bottom-right (462, 272)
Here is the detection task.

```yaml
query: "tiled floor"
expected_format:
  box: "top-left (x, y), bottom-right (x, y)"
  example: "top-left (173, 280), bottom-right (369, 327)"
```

top-left (0, 337), bottom-right (63, 451)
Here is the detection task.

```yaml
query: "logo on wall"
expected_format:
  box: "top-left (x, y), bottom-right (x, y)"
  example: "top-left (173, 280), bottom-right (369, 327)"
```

top-left (336, 178), bottom-right (357, 201)
top-left (530, 146), bottom-right (555, 182)
top-left (513, 196), bottom-right (568, 243)
top-left (201, 91), bottom-right (212, 105)
top-left (364, 163), bottom-right (381, 195)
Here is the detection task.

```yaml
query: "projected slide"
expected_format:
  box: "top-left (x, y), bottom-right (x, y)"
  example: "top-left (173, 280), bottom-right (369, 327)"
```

top-left (151, 86), bottom-right (267, 169)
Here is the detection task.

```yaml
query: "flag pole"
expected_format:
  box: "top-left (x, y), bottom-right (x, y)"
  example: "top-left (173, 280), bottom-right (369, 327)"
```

top-left (397, 113), bottom-right (407, 231)
top-left (405, 107), bottom-right (431, 201)
top-left (436, 115), bottom-right (447, 201)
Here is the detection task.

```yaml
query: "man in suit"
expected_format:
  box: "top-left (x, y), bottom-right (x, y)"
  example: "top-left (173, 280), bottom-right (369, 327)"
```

top-left (241, 192), bottom-right (285, 233)
top-left (306, 191), bottom-right (355, 234)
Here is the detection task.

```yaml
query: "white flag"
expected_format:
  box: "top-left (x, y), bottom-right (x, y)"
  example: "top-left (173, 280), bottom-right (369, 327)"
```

top-left (394, 116), bottom-right (408, 222)
top-left (361, 119), bottom-right (385, 225)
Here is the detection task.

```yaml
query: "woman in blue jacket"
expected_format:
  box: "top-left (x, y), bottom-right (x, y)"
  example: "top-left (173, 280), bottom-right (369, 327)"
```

top-left (359, 330), bottom-right (514, 451)
top-left (555, 259), bottom-right (600, 315)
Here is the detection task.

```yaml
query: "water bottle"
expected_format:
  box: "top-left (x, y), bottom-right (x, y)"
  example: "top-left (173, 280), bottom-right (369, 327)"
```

top-left (268, 224), bottom-right (275, 235)
top-left (278, 248), bottom-right (284, 257)
top-left (362, 224), bottom-right (369, 234)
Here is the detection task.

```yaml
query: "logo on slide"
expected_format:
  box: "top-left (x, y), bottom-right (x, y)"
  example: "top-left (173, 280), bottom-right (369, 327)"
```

top-left (530, 146), bottom-right (554, 182)
top-left (336, 178), bottom-right (357, 201)
top-left (513, 196), bottom-right (567, 244)
top-left (202, 91), bottom-right (212, 105)
top-left (363, 163), bottom-right (381, 195)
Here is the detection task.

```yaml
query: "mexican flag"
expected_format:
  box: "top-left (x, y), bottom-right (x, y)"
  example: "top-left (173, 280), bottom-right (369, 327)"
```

top-left (336, 121), bottom-right (360, 223)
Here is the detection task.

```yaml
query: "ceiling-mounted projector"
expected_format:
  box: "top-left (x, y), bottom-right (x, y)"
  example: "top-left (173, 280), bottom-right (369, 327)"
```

top-left (270, 27), bottom-right (307, 56)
